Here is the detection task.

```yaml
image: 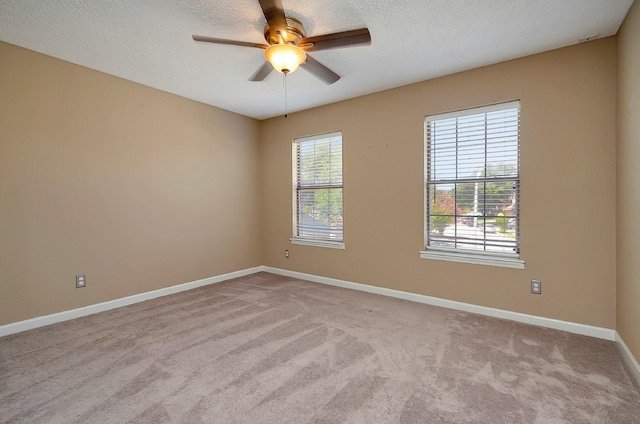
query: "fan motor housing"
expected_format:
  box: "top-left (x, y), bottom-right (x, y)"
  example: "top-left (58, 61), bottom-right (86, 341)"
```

top-left (264, 17), bottom-right (306, 45)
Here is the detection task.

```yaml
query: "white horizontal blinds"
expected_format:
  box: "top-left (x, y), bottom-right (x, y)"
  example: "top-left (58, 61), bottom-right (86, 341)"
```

top-left (426, 101), bottom-right (520, 255)
top-left (295, 132), bottom-right (343, 241)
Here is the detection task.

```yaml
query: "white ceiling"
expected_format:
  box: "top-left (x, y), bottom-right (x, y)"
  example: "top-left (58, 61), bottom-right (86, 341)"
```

top-left (0, 0), bottom-right (634, 120)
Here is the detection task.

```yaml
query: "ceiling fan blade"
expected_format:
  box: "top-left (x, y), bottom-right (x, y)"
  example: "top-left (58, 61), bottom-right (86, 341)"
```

top-left (301, 55), bottom-right (340, 84)
top-left (249, 61), bottom-right (274, 81)
top-left (258, 0), bottom-right (287, 29)
top-left (300, 28), bottom-right (371, 51)
top-left (192, 35), bottom-right (268, 49)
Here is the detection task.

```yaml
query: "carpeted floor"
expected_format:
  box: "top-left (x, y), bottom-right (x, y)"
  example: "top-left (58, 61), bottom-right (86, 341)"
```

top-left (1, 272), bottom-right (639, 423)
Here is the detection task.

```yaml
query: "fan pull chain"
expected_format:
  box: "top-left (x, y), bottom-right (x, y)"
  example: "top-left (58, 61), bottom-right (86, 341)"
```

top-left (283, 72), bottom-right (288, 118)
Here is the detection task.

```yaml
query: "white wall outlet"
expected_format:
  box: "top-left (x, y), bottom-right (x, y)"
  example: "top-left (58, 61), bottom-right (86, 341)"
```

top-left (76, 274), bottom-right (86, 288)
top-left (531, 279), bottom-right (541, 294)
top-left (285, 250), bottom-right (289, 258)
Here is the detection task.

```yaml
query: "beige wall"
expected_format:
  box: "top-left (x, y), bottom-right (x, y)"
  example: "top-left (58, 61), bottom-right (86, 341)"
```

top-left (617, 0), bottom-right (640, 361)
top-left (260, 38), bottom-right (617, 329)
top-left (0, 42), bottom-right (262, 325)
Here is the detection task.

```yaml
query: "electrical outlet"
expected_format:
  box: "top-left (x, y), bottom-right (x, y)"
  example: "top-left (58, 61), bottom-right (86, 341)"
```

top-left (531, 279), bottom-right (541, 295)
top-left (285, 250), bottom-right (289, 258)
top-left (76, 274), bottom-right (86, 288)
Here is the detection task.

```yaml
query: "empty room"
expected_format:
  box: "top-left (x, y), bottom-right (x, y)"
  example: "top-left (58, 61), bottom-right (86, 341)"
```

top-left (1, 0), bottom-right (639, 422)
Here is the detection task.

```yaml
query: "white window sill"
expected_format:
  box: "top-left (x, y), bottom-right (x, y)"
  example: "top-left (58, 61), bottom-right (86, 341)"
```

top-left (290, 238), bottom-right (345, 250)
top-left (419, 249), bottom-right (524, 269)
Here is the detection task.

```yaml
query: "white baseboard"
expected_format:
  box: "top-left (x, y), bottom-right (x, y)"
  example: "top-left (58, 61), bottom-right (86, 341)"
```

top-left (0, 265), bottom-right (620, 346)
top-left (262, 266), bottom-right (617, 341)
top-left (0, 266), bottom-right (262, 338)
top-left (615, 332), bottom-right (640, 384)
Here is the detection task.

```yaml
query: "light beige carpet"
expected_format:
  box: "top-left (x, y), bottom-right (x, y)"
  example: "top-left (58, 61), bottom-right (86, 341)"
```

top-left (1, 272), bottom-right (639, 423)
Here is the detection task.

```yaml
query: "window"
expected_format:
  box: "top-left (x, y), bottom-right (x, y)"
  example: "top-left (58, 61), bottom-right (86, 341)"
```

top-left (291, 131), bottom-right (344, 249)
top-left (421, 101), bottom-right (523, 269)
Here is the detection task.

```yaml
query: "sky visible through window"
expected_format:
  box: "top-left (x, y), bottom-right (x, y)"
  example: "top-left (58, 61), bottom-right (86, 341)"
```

top-left (430, 108), bottom-right (519, 186)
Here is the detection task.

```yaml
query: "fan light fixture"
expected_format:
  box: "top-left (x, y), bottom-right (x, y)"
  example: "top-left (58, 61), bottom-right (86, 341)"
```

top-left (264, 44), bottom-right (306, 74)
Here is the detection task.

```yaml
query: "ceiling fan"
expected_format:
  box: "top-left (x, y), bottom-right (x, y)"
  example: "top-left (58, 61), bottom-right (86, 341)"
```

top-left (192, 0), bottom-right (371, 84)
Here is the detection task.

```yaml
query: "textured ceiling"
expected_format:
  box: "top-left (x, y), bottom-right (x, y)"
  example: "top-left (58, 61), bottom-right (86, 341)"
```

top-left (0, 0), bottom-right (634, 120)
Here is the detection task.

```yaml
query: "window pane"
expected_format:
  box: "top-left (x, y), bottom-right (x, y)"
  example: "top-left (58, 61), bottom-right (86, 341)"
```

top-left (297, 188), bottom-right (343, 240)
top-left (294, 132), bottom-right (343, 243)
top-left (425, 102), bottom-right (520, 256)
top-left (298, 135), bottom-right (342, 187)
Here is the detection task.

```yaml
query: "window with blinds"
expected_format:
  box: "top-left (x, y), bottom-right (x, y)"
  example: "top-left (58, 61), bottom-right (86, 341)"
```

top-left (425, 101), bottom-right (520, 257)
top-left (293, 132), bottom-right (343, 246)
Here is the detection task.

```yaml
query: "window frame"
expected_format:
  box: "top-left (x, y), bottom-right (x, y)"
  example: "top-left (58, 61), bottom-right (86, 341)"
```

top-left (291, 131), bottom-right (345, 250)
top-left (420, 101), bottom-right (524, 269)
